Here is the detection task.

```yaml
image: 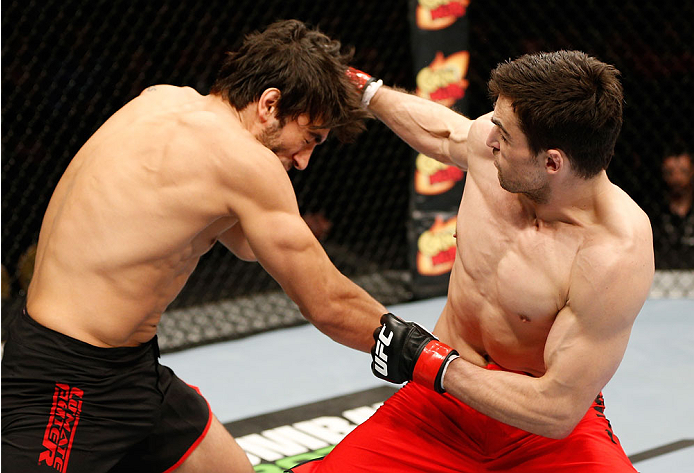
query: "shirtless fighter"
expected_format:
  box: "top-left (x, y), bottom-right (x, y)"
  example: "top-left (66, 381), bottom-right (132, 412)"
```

top-left (1, 20), bottom-right (386, 472)
top-left (289, 51), bottom-right (655, 471)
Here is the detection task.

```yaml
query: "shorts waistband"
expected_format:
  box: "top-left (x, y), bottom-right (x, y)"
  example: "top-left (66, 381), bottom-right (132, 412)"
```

top-left (10, 309), bottom-right (159, 368)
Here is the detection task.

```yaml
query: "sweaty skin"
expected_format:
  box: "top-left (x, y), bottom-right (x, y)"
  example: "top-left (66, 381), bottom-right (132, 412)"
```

top-left (27, 85), bottom-right (385, 350)
top-left (368, 87), bottom-right (654, 438)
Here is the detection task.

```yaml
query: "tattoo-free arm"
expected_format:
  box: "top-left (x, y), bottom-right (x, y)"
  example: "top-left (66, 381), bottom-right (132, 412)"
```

top-left (368, 86), bottom-right (473, 169)
top-left (223, 151), bottom-right (385, 352)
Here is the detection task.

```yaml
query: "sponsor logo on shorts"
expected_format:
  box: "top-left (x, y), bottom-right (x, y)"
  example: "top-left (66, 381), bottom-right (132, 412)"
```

top-left (38, 383), bottom-right (84, 471)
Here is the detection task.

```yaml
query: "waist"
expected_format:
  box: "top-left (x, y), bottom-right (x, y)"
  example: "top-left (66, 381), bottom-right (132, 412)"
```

top-left (7, 309), bottom-right (160, 368)
top-left (27, 292), bottom-right (162, 347)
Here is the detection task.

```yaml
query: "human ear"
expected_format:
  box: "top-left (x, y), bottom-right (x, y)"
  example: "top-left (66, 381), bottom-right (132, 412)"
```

top-left (545, 149), bottom-right (565, 174)
top-left (258, 88), bottom-right (281, 123)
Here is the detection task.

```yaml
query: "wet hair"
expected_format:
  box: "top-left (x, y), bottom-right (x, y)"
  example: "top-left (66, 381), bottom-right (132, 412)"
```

top-left (210, 19), bottom-right (368, 142)
top-left (488, 50), bottom-right (623, 178)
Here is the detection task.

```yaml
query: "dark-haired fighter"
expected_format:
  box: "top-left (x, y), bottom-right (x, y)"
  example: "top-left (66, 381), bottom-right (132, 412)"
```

top-left (1, 20), bottom-right (386, 473)
top-left (291, 50), bottom-right (654, 472)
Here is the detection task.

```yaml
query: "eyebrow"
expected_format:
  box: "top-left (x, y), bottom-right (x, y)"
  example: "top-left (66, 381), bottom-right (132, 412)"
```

top-left (491, 116), bottom-right (510, 138)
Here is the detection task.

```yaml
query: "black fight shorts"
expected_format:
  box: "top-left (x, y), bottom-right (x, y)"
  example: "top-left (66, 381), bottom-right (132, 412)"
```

top-left (1, 310), bottom-right (211, 473)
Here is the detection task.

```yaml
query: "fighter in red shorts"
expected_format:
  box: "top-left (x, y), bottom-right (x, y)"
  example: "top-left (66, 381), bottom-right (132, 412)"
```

top-left (289, 50), bottom-right (653, 471)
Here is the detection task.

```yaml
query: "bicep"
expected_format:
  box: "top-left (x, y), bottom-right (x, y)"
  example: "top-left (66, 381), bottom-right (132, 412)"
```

top-left (228, 169), bottom-right (338, 308)
top-left (541, 260), bottom-right (644, 415)
top-left (243, 208), bottom-right (341, 311)
top-left (543, 305), bottom-right (631, 405)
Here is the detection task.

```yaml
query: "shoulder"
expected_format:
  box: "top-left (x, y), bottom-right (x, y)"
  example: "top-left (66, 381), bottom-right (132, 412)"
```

top-left (185, 119), bottom-right (290, 196)
top-left (603, 185), bottom-right (654, 259)
top-left (467, 112), bottom-right (495, 164)
top-left (138, 84), bottom-right (197, 98)
top-left (570, 188), bottom-right (654, 323)
top-left (185, 121), bottom-right (296, 216)
top-left (461, 112), bottom-right (497, 186)
top-left (133, 94), bottom-right (293, 213)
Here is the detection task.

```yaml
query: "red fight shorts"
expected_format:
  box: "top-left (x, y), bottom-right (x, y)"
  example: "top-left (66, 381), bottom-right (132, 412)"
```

top-left (289, 365), bottom-right (636, 473)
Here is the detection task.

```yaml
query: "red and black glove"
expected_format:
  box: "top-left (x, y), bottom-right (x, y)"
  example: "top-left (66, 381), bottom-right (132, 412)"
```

top-left (371, 313), bottom-right (459, 393)
top-left (346, 66), bottom-right (383, 107)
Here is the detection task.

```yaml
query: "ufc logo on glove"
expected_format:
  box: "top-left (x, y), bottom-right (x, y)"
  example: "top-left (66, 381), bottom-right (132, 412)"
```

top-left (373, 325), bottom-right (394, 376)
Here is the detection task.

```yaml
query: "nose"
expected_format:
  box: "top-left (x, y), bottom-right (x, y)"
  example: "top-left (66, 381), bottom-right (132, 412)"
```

top-left (485, 127), bottom-right (500, 150)
top-left (293, 146), bottom-right (315, 171)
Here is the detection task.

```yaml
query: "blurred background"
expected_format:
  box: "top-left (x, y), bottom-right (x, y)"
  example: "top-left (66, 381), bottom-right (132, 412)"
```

top-left (2, 0), bottom-right (693, 352)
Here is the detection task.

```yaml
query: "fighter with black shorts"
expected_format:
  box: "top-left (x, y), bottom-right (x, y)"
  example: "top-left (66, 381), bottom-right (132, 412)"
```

top-left (2, 20), bottom-right (386, 472)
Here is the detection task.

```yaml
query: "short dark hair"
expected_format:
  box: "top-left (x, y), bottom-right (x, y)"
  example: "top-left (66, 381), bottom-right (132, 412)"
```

top-left (488, 50), bottom-right (623, 178)
top-left (210, 19), bottom-right (368, 142)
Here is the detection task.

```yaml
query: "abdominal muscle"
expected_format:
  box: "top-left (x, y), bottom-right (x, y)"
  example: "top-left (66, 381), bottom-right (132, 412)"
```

top-left (434, 262), bottom-right (554, 377)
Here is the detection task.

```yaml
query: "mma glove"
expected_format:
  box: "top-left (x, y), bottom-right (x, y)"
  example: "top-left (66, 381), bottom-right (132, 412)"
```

top-left (346, 66), bottom-right (383, 108)
top-left (371, 313), bottom-right (459, 394)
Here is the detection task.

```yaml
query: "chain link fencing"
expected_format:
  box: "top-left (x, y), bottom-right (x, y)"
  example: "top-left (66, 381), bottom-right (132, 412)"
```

top-left (2, 0), bottom-right (692, 351)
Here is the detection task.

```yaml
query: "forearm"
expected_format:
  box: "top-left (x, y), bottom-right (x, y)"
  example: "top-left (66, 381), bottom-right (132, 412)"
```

top-left (369, 315), bottom-right (586, 437)
top-left (368, 86), bottom-right (471, 167)
top-left (281, 244), bottom-right (385, 352)
top-left (443, 359), bottom-right (586, 439)
top-left (301, 274), bottom-right (385, 352)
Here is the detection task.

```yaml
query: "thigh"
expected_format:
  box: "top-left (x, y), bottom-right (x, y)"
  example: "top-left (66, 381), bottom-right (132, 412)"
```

top-left (112, 365), bottom-right (254, 473)
top-left (176, 416), bottom-right (255, 473)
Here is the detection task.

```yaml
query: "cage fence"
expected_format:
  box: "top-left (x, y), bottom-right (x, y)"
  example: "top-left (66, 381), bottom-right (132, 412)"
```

top-left (2, 0), bottom-right (692, 352)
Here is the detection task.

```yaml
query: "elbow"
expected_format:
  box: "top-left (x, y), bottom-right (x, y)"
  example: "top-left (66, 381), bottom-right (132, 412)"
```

top-left (539, 409), bottom-right (584, 440)
top-left (541, 423), bottom-right (576, 440)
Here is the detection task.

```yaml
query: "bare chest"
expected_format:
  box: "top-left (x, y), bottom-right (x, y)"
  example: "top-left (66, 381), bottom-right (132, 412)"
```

top-left (445, 181), bottom-right (581, 372)
top-left (458, 213), bottom-right (574, 317)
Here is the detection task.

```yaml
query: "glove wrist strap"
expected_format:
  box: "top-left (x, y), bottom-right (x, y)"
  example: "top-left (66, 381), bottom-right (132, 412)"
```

top-left (362, 79), bottom-right (383, 108)
top-left (439, 353), bottom-right (459, 393)
top-left (412, 340), bottom-right (458, 393)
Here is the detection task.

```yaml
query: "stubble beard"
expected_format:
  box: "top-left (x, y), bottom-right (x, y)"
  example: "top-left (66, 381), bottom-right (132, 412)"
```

top-left (496, 162), bottom-right (550, 204)
top-left (257, 121), bottom-right (285, 155)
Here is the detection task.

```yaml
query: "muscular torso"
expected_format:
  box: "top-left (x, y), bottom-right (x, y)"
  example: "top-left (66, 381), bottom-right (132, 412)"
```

top-left (27, 86), bottom-right (254, 347)
top-left (433, 117), bottom-right (637, 376)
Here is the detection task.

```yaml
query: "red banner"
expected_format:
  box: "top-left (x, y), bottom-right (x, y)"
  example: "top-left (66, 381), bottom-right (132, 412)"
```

top-left (408, 0), bottom-right (470, 298)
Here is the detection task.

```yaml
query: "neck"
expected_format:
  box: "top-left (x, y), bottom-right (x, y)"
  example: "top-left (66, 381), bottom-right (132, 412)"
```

top-left (207, 93), bottom-right (250, 129)
top-left (522, 171), bottom-right (611, 225)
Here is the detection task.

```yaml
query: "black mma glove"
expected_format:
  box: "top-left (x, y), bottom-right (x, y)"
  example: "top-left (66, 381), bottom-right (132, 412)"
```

top-left (346, 66), bottom-right (383, 108)
top-left (370, 313), bottom-right (459, 393)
